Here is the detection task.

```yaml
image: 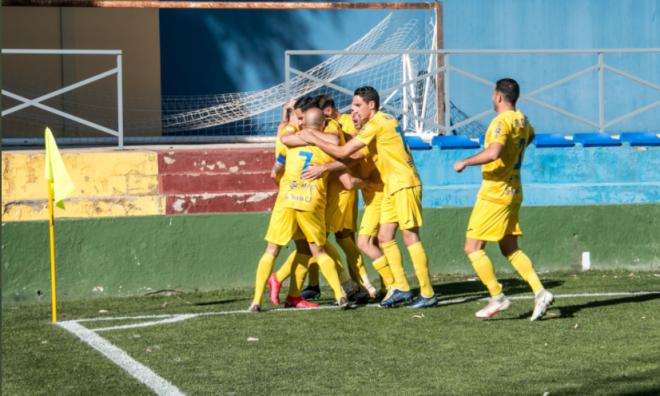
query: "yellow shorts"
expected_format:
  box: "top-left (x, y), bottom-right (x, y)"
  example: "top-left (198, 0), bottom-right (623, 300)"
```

top-left (466, 198), bottom-right (522, 242)
top-left (358, 189), bottom-right (383, 237)
top-left (380, 185), bottom-right (423, 230)
top-left (265, 206), bottom-right (327, 247)
top-left (326, 184), bottom-right (357, 233)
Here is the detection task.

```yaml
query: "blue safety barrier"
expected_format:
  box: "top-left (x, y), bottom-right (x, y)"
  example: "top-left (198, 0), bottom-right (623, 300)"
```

top-left (619, 132), bottom-right (660, 147)
top-left (432, 135), bottom-right (480, 149)
top-left (533, 133), bottom-right (576, 148)
top-left (573, 132), bottom-right (622, 147)
top-left (405, 135), bottom-right (432, 150)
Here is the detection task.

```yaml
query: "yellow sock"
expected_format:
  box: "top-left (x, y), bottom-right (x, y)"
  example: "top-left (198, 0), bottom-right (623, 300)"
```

top-left (381, 240), bottom-right (410, 291)
top-left (326, 242), bottom-right (351, 285)
top-left (252, 253), bottom-right (276, 305)
top-left (337, 236), bottom-right (373, 289)
top-left (275, 251), bottom-right (296, 283)
top-left (507, 249), bottom-right (544, 294)
top-left (372, 255), bottom-right (394, 289)
top-left (468, 250), bottom-right (502, 297)
top-left (407, 242), bottom-right (434, 298)
top-left (316, 253), bottom-right (346, 301)
top-left (288, 255), bottom-right (312, 297)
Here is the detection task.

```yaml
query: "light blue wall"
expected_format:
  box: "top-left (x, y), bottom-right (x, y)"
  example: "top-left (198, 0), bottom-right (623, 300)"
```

top-left (412, 144), bottom-right (660, 207)
top-left (441, 0), bottom-right (660, 133)
top-left (159, 0), bottom-right (660, 132)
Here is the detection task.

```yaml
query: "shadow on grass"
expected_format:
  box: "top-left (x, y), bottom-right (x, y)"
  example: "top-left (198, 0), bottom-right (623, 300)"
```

top-left (194, 297), bottom-right (250, 307)
top-left (503, 293), bottom-right (660, 321)
top-left (428, 278), bottom-right (564, 299)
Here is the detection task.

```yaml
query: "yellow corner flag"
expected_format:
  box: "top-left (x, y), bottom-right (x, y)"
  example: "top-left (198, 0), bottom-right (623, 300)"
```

top-left (44, 127), bottom-right (76, 209)
top-left (44, 127), bottom-right (76, 323)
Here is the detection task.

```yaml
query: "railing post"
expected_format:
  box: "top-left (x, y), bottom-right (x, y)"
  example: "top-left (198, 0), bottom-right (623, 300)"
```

top-left (402, 54), bottom-right (408, 131)
top-left (116, 53), bottom-right (124, 149)
top-left (598, 52), bottom-right (605, 132)
top-left (443, 53), bottom-right (451, 135)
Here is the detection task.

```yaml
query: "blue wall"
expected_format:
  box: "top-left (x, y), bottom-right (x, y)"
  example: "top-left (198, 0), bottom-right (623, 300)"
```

top-left (159, 0), bottom-right (660, 132)
top-left (444, 0), bottom-right (660, 134)
top-left (412, 144), bottom-right (660, 207)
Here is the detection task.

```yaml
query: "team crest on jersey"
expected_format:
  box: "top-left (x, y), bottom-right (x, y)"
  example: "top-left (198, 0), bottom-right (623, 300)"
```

top-left (494, 122), bottom-right (502, 138)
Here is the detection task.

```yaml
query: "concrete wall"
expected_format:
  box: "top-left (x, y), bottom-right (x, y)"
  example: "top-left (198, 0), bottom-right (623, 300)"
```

top-left (416, 145), bottom-right (660, 207)
top-left (2, 143), bottom-right (658, 221)
top-left (2, 204), bottom-right (658, 303)
top-left (1, 149), bottom-right (163, 221)
top-left (1, 7), bottom-right (162, 138)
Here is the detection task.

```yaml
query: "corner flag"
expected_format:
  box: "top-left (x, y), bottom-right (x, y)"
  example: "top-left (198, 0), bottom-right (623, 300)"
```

top-left (44, 127), bottom-right (75, 209)
top-left (44, 127), bottom-right (75, 322)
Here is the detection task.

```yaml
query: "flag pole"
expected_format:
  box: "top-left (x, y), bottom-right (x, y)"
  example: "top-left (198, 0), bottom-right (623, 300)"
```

top-left (47, 179), bottom-right (58, 323)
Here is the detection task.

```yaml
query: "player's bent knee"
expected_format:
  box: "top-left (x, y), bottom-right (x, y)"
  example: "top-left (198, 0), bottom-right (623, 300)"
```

top-left (402, 229), bottom-right (420, 246)
top-left (463, 240), bottom-right (482, 256)
top-left (357, 236), bottom-right (371, 252)
top-left (266, 243), bottom-right (281, 256)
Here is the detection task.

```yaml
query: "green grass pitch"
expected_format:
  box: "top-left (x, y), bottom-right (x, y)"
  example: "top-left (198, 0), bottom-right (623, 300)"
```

top-left (3, 270), bottom-right (660, 395)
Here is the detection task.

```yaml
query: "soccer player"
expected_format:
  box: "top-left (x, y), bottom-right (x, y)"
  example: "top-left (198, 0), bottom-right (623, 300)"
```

top-left (267, 97), bottom-right (357, 306)
top-left (250, 97), bottom-right (319, 311)
top-left (298, 94), bottom-right (378, 300)
top-left (299, 102), bottom-right (393, 299)
top-left (249, 107), bottom-right (350, 312)
top-left (298, 86), bottom-right (436, 309)
top-left (453, 78), bottom-right (554, 320)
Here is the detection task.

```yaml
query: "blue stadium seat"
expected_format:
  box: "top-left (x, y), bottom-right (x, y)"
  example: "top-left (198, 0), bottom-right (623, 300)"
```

top-left (478, 134), bottom-right (485, 146)
top-left (431, 135), bottom-right (480, 149)
top-left (532, 133), bottom-right (575, 148)
top-left (619, 132), bottom-right (660, 146)
top-left (573, 133), bottom-right (621, 147)
top-left (405, 135), bottom-right (432, 150)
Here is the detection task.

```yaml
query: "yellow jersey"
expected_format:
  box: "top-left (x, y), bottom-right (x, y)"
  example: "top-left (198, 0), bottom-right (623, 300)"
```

top-left (479, 110), bottom-right (534, 205)
top-left (324, 118), bottom-right (346, 144)
top-left (355, 111), bottom-right (421, 195)
top-left (280, 145), bottom-right (334, 212)
top-left (338, 113), bottom-right (357, 137)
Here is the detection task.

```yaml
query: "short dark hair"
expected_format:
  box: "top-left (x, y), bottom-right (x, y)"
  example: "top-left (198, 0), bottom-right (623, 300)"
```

top-left (495, 78), bottom-right (520, 105)
top-left (314, 94), bottom-right (336, 111)
top-left (354, 86), bottom-right (380, 111)
top-left (294, 96), bottom-right (320, 112)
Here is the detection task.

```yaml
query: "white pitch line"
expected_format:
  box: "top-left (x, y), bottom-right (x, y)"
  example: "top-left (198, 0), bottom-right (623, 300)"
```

top-left (70, 290), bottom-right (660, 330)
top-left (94, 314), bottom-right (199, 333)
top-left (58, 320), bottom-right (185, 396)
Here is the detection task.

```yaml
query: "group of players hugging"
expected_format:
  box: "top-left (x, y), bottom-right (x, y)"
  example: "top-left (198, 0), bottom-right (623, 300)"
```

top-left (249, 80), bottom-right (554, 321)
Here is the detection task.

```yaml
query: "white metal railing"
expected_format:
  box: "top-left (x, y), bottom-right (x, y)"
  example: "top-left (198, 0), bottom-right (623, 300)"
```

top-left (285, 48), bottom-right (660, 135)
top-left (1, 49), bottom-right (124, 148)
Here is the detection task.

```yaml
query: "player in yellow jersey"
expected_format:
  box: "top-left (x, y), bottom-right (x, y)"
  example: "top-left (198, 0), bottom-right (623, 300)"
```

top-left (250, 97), bottom-right (319, 311)
top-left (297, 95), bottom-right (378, 301)
top-left (453, 78), bottom-right (554, 320)
top-left (298, 86), bottom-right (437, 309)
top-left (249, 108), bottom-right (351, 312)
top-left (266, 97), bottom-right (357, 306)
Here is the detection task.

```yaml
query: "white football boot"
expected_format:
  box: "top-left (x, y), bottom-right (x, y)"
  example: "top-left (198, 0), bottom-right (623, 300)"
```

top-left (531, 289), bottom-right (555, 321)
top-left (475, 294), bottom-right (511, 318)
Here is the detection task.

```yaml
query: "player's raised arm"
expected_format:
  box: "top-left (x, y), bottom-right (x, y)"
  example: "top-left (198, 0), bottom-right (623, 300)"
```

top-left (300, 130), bottom-right (365, 160)
top-left (301, 150), bottom-right (365, 180)
top-left (280, 128), bottom-right (339, 148)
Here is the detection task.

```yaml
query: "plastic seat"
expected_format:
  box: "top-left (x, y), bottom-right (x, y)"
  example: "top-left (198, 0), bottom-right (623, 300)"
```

top-left (532, 133), bottom-right (575, 148)
top-left (573, 133), bottom-right (621, 147)
top-left (619, 132), bottom-right (660, 146)
top-left (431, 135), bottom-right (480, 149)
top-left (405, 135), bottom-right (432, 150)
